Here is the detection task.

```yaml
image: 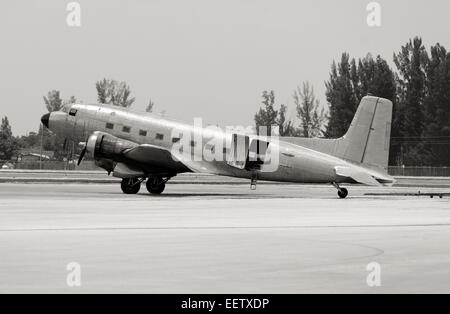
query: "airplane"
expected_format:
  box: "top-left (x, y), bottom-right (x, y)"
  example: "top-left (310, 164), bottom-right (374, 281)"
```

top-left (40, 96), bottom-right (395, 198)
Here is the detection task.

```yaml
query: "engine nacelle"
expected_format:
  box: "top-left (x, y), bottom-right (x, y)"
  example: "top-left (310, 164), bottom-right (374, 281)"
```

top-left (86, 131), bottom-right (138, 162)
top-left (95, 158), bottom-right (116, 174)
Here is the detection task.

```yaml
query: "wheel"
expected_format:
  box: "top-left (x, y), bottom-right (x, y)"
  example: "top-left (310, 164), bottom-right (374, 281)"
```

top-left (146, 178), bottom-right (166, 195)
top-left (147, 182), bottom-right (165, 194)
top-left (338, 188), bottom-right (348, 199)
top-left (121, 178), bottom-right (141, 194)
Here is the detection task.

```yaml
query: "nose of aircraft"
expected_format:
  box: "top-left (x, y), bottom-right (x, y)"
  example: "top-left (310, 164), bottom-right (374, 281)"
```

top-left (41, 113), bottom-right (50, 128)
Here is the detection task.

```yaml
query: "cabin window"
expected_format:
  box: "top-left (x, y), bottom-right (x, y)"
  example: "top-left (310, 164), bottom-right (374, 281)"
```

top-left (122, 126), bottom-right (131, 133)
top-left (69, 108), bottom-right (78, 116)
top-left (156, 133), bottom-right (164, 140)
top-left (139, 130), bottom-right (148, 137)
top-left (172, 137), bottom-right (180, 143)
top-left (106, 123), bottom-right (114, 130)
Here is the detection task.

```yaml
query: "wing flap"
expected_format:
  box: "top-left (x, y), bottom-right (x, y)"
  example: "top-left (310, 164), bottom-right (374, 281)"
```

top-left (173, 154), bottom-right (222, 174)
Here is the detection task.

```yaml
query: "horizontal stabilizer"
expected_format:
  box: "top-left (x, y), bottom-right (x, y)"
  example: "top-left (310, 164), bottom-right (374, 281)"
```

top-left (335, 166), bottom-right (382, 187)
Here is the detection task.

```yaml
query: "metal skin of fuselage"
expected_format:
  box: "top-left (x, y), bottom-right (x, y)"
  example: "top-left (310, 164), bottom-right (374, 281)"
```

top-left (41, 99), bottom-right (395, 194)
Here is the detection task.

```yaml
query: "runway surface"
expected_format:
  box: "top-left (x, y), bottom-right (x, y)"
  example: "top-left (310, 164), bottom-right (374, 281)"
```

top-left (0, 183), bottom-right (449, 293)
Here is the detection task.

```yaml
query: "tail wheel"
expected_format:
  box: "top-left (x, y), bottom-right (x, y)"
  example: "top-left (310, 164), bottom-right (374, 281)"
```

top-left (121, 178), bottom-right (141, 194)
top-left (338, 188), bottom-right (348, 199)
top-left (332, 182), bottom-right (349, 199)
top-left (146, 177), bottom-right (166, 195)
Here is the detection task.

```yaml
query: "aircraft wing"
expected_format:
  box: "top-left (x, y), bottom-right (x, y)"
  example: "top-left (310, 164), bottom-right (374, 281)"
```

top-left (172, 153), bottom-right (223, 174)
top-left (123, 144), bottom-right (190, 172)
top-left (123, 144), bottom-right (226, 176)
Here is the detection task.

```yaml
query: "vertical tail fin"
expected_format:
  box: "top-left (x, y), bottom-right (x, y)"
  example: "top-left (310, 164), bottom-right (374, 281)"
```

top-left (337, 96), bottom-right (393, 170)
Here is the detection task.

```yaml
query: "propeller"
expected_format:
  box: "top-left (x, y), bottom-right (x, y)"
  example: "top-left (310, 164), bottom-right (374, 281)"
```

top-left (77, 139), bottom-right (88, 166)
top-left (77, 144), bottom-right (87, 166)
top-left (77, 132), bottom-right (102, 166)
top-left (77, 122), bottom-right (89, 166)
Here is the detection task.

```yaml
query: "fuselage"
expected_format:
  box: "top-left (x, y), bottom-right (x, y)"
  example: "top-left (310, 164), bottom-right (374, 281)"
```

top-left (45, 103), bottom-right (390, 185)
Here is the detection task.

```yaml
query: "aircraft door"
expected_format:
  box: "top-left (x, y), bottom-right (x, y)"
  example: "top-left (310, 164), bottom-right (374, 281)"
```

top-left (227, 134), bottom-right (270, 171)
top-left (227, 134), bottom-right (249, 170)
top-left (247, 139), bottom-right (269, 171)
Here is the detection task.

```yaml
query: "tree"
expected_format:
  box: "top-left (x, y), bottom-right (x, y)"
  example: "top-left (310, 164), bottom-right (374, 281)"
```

top-left (325, 53), bottom-right (359, 138)
top-left (146, 99), bottom-right (155, 113)
top-left (43, 90), bottom-right (63, 112)
top-left (40, 91), bottom-right (77, 160)
top-left (254, 91), bottom-right (296, 136)
top-left (254, 91), bottom-right (279, 136)
top-left (96, 79), bottom-right (135, 108)
top-left (325, 53), bottom-right (403, 163)
top-left (18, 132), bottom-right (40, 150)
top-left (393, 37), bottom-right (429, 165)
top-left (43, 91), bottom-right (76, 112)
top-left (0, 117), bottom-right (19, 160)
top-left (65, 96), bottom-right (77, 105)
top-left (356, 54), bottom-right (398, 164)
top-left (394, 37), bottom-right (428, 137)
top-left (356, 54), bottom-right (396, 101)
top-left (278, 104), bottom-right (297, 137)
top-left (422, 43), bottom-right (450, 166)
top-left (294, 82), bottom-right (326, 138)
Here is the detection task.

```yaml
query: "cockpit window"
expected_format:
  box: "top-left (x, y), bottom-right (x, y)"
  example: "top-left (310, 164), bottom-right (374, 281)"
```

top-left (69, 108), bottom-right (78, 116)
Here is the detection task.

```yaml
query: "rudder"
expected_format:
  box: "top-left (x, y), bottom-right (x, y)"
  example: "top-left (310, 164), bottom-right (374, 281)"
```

top-left (337, 96), bottom-right (392, 170)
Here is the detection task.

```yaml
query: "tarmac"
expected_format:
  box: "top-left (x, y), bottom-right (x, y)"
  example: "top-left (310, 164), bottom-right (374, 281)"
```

top-left (2, 170), bottom-right (450, 187)
top-left (0, 179), bottom-right (449, 293)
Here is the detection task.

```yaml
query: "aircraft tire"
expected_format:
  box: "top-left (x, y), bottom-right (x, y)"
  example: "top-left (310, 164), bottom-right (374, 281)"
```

top-left (146, 180), bottom-right (166, 195)
top-left (338, 188), bottom-right (348, 199)
top-left (121, 178), bottom-right (141, 194)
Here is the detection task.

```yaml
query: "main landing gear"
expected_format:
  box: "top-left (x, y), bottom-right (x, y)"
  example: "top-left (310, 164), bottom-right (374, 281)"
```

top-left (250, 172), bottom-right (258, 190)
top-left (332, 182), bottom-right (348, 199)
top-left (146, 176), bottom-right (168, 195)
top-left (120, 176), bottom-right (170, 195)
top-left (121, 178), bottom-right (143, 194)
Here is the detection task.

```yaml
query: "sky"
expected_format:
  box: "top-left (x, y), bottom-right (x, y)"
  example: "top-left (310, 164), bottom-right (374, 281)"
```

top-left (1, 0), bottom-right (450, 135)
